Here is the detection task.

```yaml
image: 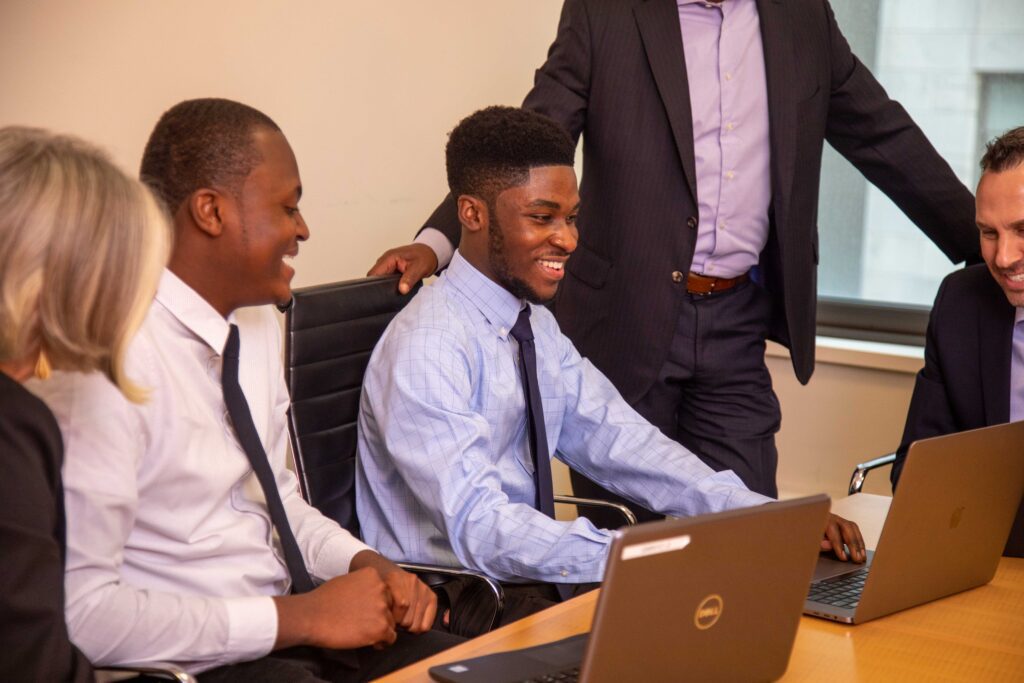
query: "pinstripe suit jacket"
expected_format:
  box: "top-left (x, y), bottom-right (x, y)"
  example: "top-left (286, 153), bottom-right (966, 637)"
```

top-left (425, 0), bottom-right (978, 401)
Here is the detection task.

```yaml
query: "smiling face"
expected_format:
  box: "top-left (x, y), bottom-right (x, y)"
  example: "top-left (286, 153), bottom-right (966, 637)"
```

top-left (479, 165), bottom-right (579, 303)
top-left (977, 164), bottom-right (1024, 307)
top-left (228, 127), bottom-right (309, 309)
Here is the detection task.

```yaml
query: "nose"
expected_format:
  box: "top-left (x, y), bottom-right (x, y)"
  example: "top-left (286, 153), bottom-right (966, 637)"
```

top-left (296, 213), bottom-right (310, 242)
top-left (994, 231), bottom-right (1024, 270)
top-left (551, 221), bottom-right (578, 254)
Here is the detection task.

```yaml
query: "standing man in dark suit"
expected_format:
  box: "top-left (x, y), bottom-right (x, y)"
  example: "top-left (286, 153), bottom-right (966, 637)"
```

top-left (370, 0), bottom-right (979, 520)
top-left (892, 127), bottom-right (1024, 558)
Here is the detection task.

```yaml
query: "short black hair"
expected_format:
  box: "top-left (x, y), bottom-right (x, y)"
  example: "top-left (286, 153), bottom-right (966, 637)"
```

top-left (139, 98), bottom-right (280, 213)
top-left (981, 127), bottom-right (1024, 174)
top-left (445, 106), bottom-right (575, 204)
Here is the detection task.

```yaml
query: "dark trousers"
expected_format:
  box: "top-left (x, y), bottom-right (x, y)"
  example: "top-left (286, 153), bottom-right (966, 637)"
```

top-left (438, 577), bottom-right (600, 639)
top-left (198, 630), bottom-right (463, 683)
top-left (570, 280), bottom-right (781, 529)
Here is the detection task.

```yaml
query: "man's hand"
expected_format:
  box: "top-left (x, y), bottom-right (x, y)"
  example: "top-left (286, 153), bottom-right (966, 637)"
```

top-left (273, 567), bottom-right (397, 651)
top-left (350, 549), bottom-right (437, 633)
top-left (367, 243), bottom-right (438, 295)
top-left (821, 513), bottom-right (866, 563)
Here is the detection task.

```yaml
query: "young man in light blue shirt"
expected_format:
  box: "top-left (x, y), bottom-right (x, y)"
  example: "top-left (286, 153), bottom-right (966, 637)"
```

top-left (357, 106), bottom-right (863, 636)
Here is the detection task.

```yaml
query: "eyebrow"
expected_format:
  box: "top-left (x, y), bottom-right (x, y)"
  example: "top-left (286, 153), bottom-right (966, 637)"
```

top-left (526, 199), bottom-right (580, 211)
top-left (977, 220), bottom-right (1024, 230)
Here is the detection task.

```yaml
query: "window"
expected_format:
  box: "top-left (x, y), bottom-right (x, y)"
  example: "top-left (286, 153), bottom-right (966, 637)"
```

top-left (817, 0), bottom-right (1024, 342)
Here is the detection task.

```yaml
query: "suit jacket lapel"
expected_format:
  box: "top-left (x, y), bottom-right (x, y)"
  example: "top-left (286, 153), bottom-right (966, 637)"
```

top-left (979, 292), bottom-right (1014, 425)
top-left (756, 0), bottom-right (796, 225)
top-left (634, 0), bottom-right (698, 206)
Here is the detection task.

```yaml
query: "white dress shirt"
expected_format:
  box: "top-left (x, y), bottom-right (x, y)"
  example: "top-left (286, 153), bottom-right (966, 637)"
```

top-left (29, 270), bottom-right (370, 673)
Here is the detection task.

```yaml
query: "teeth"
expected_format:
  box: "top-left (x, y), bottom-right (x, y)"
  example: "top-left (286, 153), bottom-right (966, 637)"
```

top-left (1008, 273), bottom-right (1024, 282)
top-left (283, 254), bottom-right (294, 262)
top-left (539, 260), bottom-right (564, 270)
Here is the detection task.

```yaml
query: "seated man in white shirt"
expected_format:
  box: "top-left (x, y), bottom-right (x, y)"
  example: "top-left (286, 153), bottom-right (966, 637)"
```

top-left (30, 98), bottom-right (461, 682)
top-left (356, 106), bottom-right (865, 637)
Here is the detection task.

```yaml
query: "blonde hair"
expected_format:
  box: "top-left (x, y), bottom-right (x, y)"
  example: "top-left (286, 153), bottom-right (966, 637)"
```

top-left (0, 126), bottom-right (170, 402)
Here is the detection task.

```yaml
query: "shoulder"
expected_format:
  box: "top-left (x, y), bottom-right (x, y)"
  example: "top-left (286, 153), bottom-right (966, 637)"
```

top-left (933, 264), bottom-right (1004, 313)
top-left (379, 282), bottom-right (476, 355)
top-left (0, 376), bottom-right (62, 456)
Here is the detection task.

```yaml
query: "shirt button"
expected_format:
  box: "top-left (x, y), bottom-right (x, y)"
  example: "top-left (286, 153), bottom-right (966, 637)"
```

top-left (725, 122), bottom-right (735, 131)
top-left (686, 216), bottom-right (698, 229)
top-left (672, 271), bottom-right (685, 284)
top-left (725, 171), bottom-right (735, 180)
top-left (719, 220), bottom-right (727, 230)
top-left (499, 327), bottom-right (507, 336)
top-left (560, 570), bottom-right (569, 577)
top-left (725, 72), bottom-right (733, 81)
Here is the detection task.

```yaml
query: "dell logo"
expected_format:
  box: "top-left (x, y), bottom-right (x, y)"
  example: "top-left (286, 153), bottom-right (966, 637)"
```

top-left (694, 594), bottom-right (724, 630)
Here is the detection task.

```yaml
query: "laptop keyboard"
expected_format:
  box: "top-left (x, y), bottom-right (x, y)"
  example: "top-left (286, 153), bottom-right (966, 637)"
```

top-left (807, 567), bottom-right (870, 609)
top-left (517, 667), bottom-right (580, 683)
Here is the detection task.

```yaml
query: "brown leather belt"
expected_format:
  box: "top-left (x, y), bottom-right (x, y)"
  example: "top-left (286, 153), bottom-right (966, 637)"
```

top-left (686, 271), bottom-right (750, 295)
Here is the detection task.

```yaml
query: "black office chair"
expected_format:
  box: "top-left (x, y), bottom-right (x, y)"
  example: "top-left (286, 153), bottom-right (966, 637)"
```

top-left (283, 275), bottom-right (506, 630)
top-left (847, 453), bottom-right (897, 495)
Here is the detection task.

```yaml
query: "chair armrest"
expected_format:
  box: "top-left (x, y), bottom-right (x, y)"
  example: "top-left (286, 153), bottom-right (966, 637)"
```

top-left (554, 494), bottom-right (639, 526)
top-left (396, 562), bottom-right (505, 632)
top-left (847, 453), bottom-right (897, 496)
top-left (97, 664), bottom-right (197, 682)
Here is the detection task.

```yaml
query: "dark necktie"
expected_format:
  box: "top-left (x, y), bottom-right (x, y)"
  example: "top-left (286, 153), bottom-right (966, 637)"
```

top-left (510, 308), bottom-right (573, 601)
top-left (222, 324), bottom-right (315, 594)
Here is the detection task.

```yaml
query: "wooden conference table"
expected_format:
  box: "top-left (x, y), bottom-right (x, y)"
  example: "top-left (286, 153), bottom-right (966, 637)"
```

top-left (377, 494), bottom-right (1024, 682)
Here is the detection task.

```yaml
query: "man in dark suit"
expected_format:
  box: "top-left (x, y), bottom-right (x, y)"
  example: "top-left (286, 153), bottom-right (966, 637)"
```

top-left (892, 127), bottom-right (1024, 558)
top-left (370, 0), bottom-right (978, 519)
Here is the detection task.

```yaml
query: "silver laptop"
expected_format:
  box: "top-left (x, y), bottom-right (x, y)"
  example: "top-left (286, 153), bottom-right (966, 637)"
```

top-left (430, 495), bottom-right (830, 683)
top-left (805, 420), bottom-right (1024, 624)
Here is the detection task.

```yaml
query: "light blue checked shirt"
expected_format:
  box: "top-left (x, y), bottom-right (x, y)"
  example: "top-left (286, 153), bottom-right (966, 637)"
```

top-left (356, 251), bottom-right (771, 584)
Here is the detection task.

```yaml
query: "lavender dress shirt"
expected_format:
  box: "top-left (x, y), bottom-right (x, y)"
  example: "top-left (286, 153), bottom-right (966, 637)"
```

top-left (1010, 308), bottom-right (1024, 422)
top-left (679, 0), bottom-right (771, 279)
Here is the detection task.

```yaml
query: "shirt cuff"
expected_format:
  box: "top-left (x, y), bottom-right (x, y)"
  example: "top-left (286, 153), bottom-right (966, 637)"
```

top-left (415, 228), bottom-right (455, 271)
top-left (224, 596), bottom-right (278, 663)
top-left (313, 533), bottom-right (374, 577)
top-left (728, 487), bottom-right (776, 509)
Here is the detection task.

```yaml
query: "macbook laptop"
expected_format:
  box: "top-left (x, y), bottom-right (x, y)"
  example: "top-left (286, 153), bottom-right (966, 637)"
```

top-left (429, 494), bottom-right (830, 683)
top-left (805, 420), bottom-right (1024, 624)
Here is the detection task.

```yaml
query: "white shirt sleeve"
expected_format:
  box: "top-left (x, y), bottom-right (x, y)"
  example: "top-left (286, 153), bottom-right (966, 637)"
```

top-left (42, 370), bottom-right (278, 671)
top-left (414, 227), bottom-right (455, 271)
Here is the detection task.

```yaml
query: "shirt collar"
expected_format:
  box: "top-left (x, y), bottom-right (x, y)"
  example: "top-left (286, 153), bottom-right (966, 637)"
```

top-left (445, 250), bottom-right (524, 340)
top-left (1016, 306), bottom-right (1024, 326)
top-left (155, 269), bottom-right (235, 355)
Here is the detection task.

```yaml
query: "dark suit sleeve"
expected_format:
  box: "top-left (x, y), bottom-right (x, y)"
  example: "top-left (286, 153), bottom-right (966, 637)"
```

top-left (891, 277), bottom-right (958, 488)
top-left (819, 0), bottom-right (979, 265)
top-left (422, 0), bottom-right (592, 249)
top-left (0, 396), bottom-right (93, 682)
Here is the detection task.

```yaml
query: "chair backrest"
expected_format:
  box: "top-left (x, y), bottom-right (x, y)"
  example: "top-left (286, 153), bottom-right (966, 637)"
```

top-left (284, 274), bottom-right (420, 537)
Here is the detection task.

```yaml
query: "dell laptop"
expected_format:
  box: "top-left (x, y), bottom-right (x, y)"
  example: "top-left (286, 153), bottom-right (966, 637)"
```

top-left (430, 494), bottom-right (830, 683)
top-left (805, 420), bottom-right (1024, 624)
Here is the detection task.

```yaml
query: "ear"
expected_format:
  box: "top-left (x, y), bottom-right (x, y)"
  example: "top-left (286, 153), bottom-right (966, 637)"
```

top-left (187, 188), bottom-right (228, 238)
top-left (457, 195), bottom-right (488, 234)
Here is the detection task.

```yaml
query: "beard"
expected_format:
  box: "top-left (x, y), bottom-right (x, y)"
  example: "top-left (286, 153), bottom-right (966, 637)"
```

top-left (487, 211), bottom-right (552, 304)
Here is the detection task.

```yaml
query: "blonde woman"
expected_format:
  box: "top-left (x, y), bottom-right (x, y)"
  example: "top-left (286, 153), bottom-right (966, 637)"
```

top-left (0, 127), bottom-right (169, 681)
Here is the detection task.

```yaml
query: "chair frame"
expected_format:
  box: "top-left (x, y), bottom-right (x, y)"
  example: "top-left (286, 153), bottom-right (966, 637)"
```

top-left (847, 453), bottom-right (897, 495)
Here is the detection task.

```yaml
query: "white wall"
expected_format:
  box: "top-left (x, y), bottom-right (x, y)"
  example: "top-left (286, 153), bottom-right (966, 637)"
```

top-left (0, 0), bottom-right (564, 287)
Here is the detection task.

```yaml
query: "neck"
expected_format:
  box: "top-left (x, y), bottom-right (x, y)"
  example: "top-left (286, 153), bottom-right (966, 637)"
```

top-left (0, 358), bottom-right (35, 383)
